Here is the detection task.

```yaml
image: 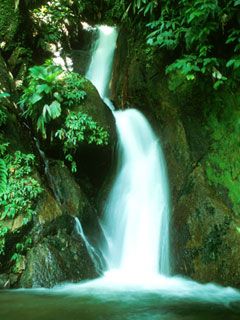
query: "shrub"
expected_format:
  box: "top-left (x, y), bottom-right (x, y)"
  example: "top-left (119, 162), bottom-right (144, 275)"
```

top-left (19, 60), bottom-right (86, 138)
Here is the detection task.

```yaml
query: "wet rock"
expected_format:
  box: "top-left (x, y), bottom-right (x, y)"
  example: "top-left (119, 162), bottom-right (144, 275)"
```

top-left (47, 160), bottom-right (95, 223)
top-left (20, 223), bottom-right (96, 288)
top-left (37, 190), bottom-right (62, 224)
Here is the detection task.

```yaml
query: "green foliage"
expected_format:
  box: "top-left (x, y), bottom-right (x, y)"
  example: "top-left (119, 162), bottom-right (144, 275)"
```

top-left (0, 0), bottom-right (19, 45)
top-left (0, 142), bottom-right (9, 157)
top-left (132, 0), bottom-right (158, 16)
top-left (11, 236), bottom-right (32, 273)
top-left (19, 61), bottom-right (63, 138)
top-left (31, 0), bottom-right (92, 49)
top-left (205, 93), bottom-right (240, 214)
top-left (56, 112), bottom-right (109, 172)
top-left (0, 92), bottom-right (10, 100)
top-left (0, 150), bottom-right (42, 256)
top-left (61, 72), bottom-right (86, 107)
top-left (0, 94), bottom-right (10, 127)
top-left (0, 224), bottom-right (9, 255)
top-left (19, 61), bottom-right (86, 138)
top-left (127, 0), bottom-right (240, 88)
top-left (32, 0), bottom-right (73, 49)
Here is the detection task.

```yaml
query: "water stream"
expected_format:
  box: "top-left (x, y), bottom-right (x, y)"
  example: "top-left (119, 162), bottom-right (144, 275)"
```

top-left (1, 25), bottom-right (240, 320)
top-left (100, 109), bottom-right (170, 278)
top-left (86, 25), bottom-right (170, 280)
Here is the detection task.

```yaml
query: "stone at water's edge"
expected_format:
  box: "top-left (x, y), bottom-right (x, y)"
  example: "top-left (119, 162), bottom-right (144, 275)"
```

top-left (110, 27), bottom-right (240, 288)
top-left (20, 216), bottom-right (96, 288)
top-left (21, 177), bottom-right (98, 288)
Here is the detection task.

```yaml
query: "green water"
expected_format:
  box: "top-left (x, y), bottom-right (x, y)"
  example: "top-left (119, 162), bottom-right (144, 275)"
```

top-left (0, 289), bottom-right (239, 320)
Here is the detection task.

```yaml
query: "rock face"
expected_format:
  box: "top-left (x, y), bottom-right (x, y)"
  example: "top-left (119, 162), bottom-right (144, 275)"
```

top-left (110, 27), bottom-right (240, 288)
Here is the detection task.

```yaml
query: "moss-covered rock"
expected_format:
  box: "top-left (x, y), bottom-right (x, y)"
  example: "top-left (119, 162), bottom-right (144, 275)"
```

top-left (173, 165), bottom-right (240, 287)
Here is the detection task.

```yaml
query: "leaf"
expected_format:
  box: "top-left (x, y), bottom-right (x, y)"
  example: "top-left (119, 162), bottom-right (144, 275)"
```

top-left (186, 74), bottom-right (195, 80)
top-left (49, 100), bottom-right (61, 119)
top-left (0, 159), bottom-right (7, 195)
top-left (0, 93), bottom-right (10, 99)
top-left (36, 84), bottom-right (51, 94)
top-left (37, 115), bottom-right (46, 138)
top-left (226, 59), bottom-right (240, 69)
top-left (43, 104), bottom-right (51, 119)
top-left (30, 93), bottom-right (42, 105)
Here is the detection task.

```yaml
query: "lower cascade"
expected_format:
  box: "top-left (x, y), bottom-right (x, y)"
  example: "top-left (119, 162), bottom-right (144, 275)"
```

top-left (100, 109), bottom-right (170, 279)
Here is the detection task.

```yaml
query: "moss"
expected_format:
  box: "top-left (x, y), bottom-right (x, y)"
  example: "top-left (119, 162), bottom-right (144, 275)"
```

top-left (205, 91), bottom-right (240, 215)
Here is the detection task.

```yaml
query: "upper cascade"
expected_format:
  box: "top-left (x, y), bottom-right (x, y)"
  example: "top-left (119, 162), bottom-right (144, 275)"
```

top-left (86, 25), bottom-right (118, 110)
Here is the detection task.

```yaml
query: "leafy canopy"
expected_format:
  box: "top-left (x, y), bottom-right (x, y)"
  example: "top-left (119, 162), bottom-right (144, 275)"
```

top-left (115, 0), bottom-right (240, 88)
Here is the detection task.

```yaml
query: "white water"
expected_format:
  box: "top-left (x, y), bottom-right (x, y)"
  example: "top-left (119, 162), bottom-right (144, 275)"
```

top-left (78, 24), bottom-right (240, 303)
top-left (86, 25), bottom-right (118, 110)
top-left (101, 110), bottom-right (170, 278)
top-left (87, 26), bottom-right (170, 279)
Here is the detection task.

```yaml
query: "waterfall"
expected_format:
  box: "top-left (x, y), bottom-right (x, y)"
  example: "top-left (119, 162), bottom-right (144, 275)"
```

top-left (86, 26), bottom-right (170, 280)
top-left (74, 217), bottom-right (103, 274)
top-left (102, 110), bottom-right (170, 278)
top-left (86, 25), bottom-right (118, 109)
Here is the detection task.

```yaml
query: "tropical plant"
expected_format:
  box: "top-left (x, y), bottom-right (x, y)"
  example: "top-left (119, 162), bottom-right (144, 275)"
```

top-left (0, 150), bottom-right (42, 256)
top-left (55, 112), bottom-right (109, 172)
top-left (19, 61), bottom-right (63, 138)
top-left (19, 60), bottom-right (86, 138)
top-left (122, 0), bottom-right (240, 88)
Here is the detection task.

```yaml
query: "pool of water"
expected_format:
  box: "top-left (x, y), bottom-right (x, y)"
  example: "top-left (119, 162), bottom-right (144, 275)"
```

top-left (1, 276), bottom-right (240, 320)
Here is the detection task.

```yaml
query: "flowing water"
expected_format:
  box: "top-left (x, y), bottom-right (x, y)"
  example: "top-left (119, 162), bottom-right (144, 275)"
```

top-left (100, 109), bottom-right (170, 278)
top-left (1, 25), bottom-right (240, 320)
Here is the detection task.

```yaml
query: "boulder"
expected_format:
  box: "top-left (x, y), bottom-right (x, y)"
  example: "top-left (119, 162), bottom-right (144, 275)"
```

top-left (20, 217), bottom-right (96, 288)
top-left (173, 165), bottom-right (240, 287)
